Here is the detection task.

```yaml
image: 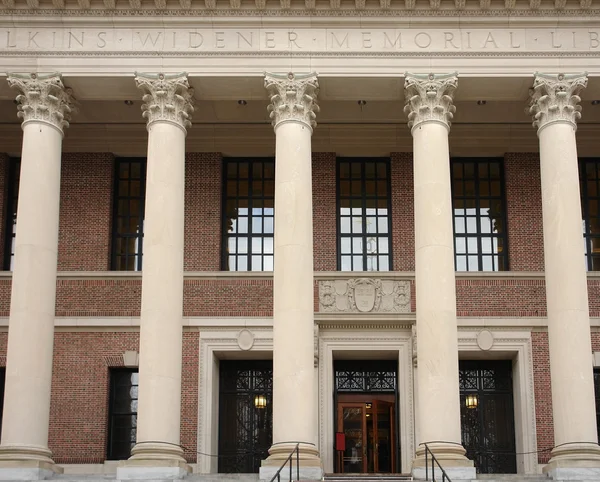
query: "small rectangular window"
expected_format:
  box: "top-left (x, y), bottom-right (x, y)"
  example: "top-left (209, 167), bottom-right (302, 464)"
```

top-left (107, 368), bottom-right (138, 460)
top-left (111, 159), bottom-right (146, 271)
top-left (222, 158), bottom-right (275, 271)
top-left (4, 158), bottom-right (20, 271)
top-left (581, 159), bottom-right (600, 271)
top-left (452, 158), bottom-right (508, 272)
top-left (337, 158), bottom-right (392, 272)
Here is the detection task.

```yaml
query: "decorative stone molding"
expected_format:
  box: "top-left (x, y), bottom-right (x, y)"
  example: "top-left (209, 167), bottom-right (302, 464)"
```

top-left (318, 278), bottom-right (410, 313)
top-left (528, 72), bottom-right (588, 132)
top-left (404, 72), bottom-right (458, 131)
top-left (264, 72), bottom-right (319, 131)
top-left (7, 72), bottom-right (75, 134)
top-left (411, 325), bottom-right (417, 367)
top-left (135, 72), bottom-right (195, 133)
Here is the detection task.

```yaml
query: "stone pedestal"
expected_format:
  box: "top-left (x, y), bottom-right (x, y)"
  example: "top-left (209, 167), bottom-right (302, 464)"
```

top-left (404, 73), bottom-right (474, 480)
top-left (529, 72), bottom-right (600, 477)
top-left (116, 73), bottom-right (194, 482)
top-left (259, 72), bottom-right (322, 482)
top-left (0, 73), bottom-right (74, 480)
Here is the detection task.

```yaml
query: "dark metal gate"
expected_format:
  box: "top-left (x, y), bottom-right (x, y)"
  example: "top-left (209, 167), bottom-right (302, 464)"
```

top-left (218, 360), bottom-right (273, 473)
top-left (459, 360), bottom-right (517, 474)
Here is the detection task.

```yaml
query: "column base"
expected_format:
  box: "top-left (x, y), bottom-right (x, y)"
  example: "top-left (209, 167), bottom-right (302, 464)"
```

top-left (0, 445), bottom-right (63, 480)
top-left (412, 442), bottom-right (475, 480)
top-left (259, 442), bottom-right (323, 482)
top-left (543, 442), bottom-right (600, 480)
top-left (116, 442), bottom-right (192, 481)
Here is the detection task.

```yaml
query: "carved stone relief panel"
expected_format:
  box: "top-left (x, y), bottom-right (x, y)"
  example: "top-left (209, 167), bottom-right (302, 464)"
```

top-left (318, 278), bottom-right (411, 313)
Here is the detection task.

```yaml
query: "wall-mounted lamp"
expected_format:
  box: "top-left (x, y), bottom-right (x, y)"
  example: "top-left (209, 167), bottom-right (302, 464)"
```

top-left (254, 394), bottom-right (267, 409)
top-left (465, 394), bottom-right (478, 409)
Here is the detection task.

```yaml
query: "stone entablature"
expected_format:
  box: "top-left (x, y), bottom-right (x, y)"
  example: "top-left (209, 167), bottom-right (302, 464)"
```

top-left (318, 278), bottom-right (411, 313)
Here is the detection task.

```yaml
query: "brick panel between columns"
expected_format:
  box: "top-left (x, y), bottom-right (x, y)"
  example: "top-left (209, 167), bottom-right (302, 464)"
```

top-left (312, 153), bottom-right (337, 272)
top-left (391, 152), bottom-right (415, 272)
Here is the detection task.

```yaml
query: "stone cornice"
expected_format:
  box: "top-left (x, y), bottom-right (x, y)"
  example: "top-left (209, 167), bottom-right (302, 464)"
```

top-left (135, 72), bottom-right (194, 132)
top-left (404, 72), bottom-right (458, 131)
top-left (6, 72), bottom-right (75, 134)
top-left (265, 71), bottom-right (319, 131)
top-left (528, 71), bottom-right (588, 132)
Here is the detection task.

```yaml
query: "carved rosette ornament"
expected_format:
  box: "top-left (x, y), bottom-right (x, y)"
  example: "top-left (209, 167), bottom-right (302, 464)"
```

top-left (264, 72), bottom-right (320, 131)
top-left (135, 72), bottom-right (195, 133)
top-left (403, 72), bottom-right (458, 132)
top-left (528, 72), bottom-right (588, 133)
top-left (7, 72), bottom-right (75, 134)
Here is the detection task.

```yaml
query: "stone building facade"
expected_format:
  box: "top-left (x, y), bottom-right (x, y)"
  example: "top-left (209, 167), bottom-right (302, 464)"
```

top-left (0, 4), bottom-right (598, 482)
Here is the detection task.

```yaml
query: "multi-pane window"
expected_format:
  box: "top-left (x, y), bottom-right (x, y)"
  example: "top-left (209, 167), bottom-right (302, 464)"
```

top-left (452, 159), bottom-right (507, 272)
top-left (4, 159), bottom-right (20, 271)
top-left (338, 159), bottom-right (392, 271)
top-left (581, 159), bottom-right (600, 271)
top-left (112, 159), bottom-right (146, 271)
top-left (223, 159), bottom-right (274, 271)
top-left (107, 369), bottom-right (138, 460)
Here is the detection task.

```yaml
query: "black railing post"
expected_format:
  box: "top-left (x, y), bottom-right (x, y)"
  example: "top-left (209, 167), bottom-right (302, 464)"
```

top-left (425, 445), bottom-right (429, 481)
top-left (296, 445), bottom-right (300, 482)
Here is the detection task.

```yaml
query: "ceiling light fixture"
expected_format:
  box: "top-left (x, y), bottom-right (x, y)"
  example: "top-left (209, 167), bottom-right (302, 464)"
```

top-left (477, 100), bottom-right (487, 106)
top-left (592, 100), bottom-right (600, 106)
top-left (124, 100), bottom-right (134, 106)
top-left (357, 100), bottom-right (367, 106)
top-left (238, 99), bottom-right (248, 106)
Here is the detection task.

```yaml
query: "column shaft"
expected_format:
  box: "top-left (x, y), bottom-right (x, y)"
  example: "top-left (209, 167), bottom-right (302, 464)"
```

top-left (261, 72), bottom-right (322, 481)
top-left (404, 73), bottom-right (474, 480)
top-left (529, 72), bottom-right (600, 476)
top-left (0, 72), bottom-right (73, 480)
top-left (118, 72), bottom-right (194, 480)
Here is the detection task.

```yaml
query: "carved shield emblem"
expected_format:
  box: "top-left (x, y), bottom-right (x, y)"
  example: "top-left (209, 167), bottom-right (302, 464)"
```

top-left (353, 280), bottom-right (376, 312)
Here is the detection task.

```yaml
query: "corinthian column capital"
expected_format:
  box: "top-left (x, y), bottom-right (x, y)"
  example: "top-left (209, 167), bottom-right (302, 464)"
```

top-left (529, 72), bottom-right (588, 133)
top-left (135, 72), bottom-right (195, 133)
top-left (404, 72), bottom-right (458, 132)
top-left (264, 72), bottom-right (320, 131)
top-left (7, 72), bottom-right (75, 134)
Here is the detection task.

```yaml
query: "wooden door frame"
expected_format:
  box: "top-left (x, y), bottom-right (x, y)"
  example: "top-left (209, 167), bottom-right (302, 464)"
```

top-left (337, 402), bottom-right (368, 473)
top-left (373, 399), bottom-right (396, 473)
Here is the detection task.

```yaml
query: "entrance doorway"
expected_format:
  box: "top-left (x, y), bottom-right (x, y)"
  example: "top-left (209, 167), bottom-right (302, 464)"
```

top-left (334, 360), bottom-right (399, 474)
top-left (459, 360), bottom-right (517, 474)
top-left (218, 360), bottom-right (273, 473)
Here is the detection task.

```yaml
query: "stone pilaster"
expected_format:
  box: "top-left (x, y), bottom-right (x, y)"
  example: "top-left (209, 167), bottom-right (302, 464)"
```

top-left (529, 72), bottom-right (600, 479)
top-left (259, 72), bottom-right (322, 481)
top-left (117, 72), bottom-right (194, 481)
top-left (404, 72), bottom-right (475, 480)
top-left (0, 73), bottom-right (74, 480)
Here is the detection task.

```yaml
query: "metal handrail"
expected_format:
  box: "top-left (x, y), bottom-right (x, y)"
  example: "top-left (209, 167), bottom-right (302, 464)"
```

top-left (424, 443), bottom-right (452, 482)
top-left (268, 443), bottom-right (300, 482)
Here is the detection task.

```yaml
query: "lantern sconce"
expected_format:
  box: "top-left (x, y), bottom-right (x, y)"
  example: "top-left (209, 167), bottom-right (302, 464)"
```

top-left (465, 394), bottom-right (478, 409)
top-left (254, 394), bottom-right (267, 409)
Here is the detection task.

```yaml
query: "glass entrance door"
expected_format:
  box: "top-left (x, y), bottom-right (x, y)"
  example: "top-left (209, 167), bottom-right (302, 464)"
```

top-left (337, 400), bottom-right (396, 473)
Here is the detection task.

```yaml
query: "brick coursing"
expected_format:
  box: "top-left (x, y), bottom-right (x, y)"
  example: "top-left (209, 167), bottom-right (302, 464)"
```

top-left (532, 331), bottom-right (554, 464)
top-left (58, 153), bottom-right (114, 271)
top-left (504, 153), bottom-right (545, 271)
top-left (0, 154), bottom-right (9, 267)
top-left (313, 153), bottom-right (337, 272)
top-left (391, 153), bottom-right (415, 272)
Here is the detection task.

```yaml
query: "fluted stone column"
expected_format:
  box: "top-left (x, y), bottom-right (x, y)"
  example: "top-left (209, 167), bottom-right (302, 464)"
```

top-left (404, 73), bottom-right (474, 480)
top-left (0, 73), bottom-right (74, 480)
top-left (529, 72), bottom-right (600, 478)
top-left (117, 73), bottom-right (194, 481)
top-left (259, 72), bottom-right (322, 481)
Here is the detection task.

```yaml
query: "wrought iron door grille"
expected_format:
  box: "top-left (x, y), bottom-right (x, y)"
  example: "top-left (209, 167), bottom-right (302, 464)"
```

top-left (334, 360), bottom-right (397, 392)
top-left (459, 360), bottom-right (517, 474)
top-left (218, 360), bottom-right (273, 473)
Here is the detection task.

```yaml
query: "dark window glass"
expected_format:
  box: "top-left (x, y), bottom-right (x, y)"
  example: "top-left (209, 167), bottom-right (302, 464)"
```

top-left (595, 369), bottom-right (600, 441)
top-left (111, 159), bottom-right (146, 271)
top-left (452, 158), bottom-right (508, 272)
top-left (338, 158), bottom-right (392, 272)
top-left (4, 159), bottom-right (20, 271)
top-left (581, 159), bottom-right (600, 271)
top-left (222, 159), bottom-right (274, 271)
top-left (107, 369), bottom-right (138, 460)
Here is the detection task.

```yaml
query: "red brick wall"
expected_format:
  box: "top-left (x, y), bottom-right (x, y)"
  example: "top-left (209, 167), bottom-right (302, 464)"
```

top-left (58, 153), bottom-right (114, 271)
top-left (532, 330), bottom-right (554, 464)
top-left (391, 153), bottom-right (414, 271)
top-left (184, 153), bottom-right (222, 272)
top-left (47, 330), bottom-right (198, 464)
top-left (313, 153), bottom-right (337, 271)
top-left (0, 155), bottom-right (9, 268)
top-left (504, 153), bottom-right (545, 271)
